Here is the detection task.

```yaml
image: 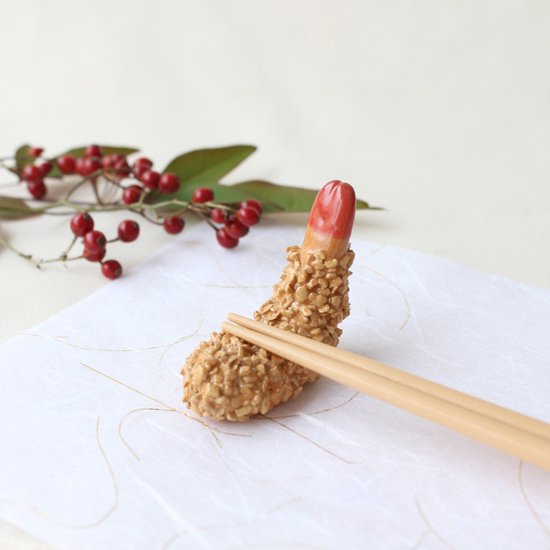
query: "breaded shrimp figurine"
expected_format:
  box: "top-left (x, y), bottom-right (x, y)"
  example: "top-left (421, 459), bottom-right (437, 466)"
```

top-left (183, 180), bottom-right (356, 421)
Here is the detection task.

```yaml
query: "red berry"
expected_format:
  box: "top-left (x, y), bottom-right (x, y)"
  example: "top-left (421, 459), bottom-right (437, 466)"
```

top-left (132, 157), bottom-right (153, 177)
top-left (83, 230), bottom-right (107, 254)
top-left (57, 155), bottom-right (77, 174)
top-left (85, 145), bottom-right (103, 158)
top-left (102, 153), bottom-right (124, 170)
top-left (102, 260), bottom-right (123, 279)
top-left (192, 187), bottom-right (214, 203)
top-left (38, 161), bottom-right (53, 176)
top-left (159, 173), bottom-right (180, 194)
top-left (75, 157), bottom-right (86, 175)
top-left (225, 219), bottom-right (249, 239)
top-left (29, 146), bottom-right (44, 158)
top-left (216, 227), bottom-right (239, 248)
top-left (27, 180), bottom-right (47, 199)
top-left (241, 199), bottom-right (263, 215)
top-left (82, 156), bottom-right (102, 176)
top-left (237, 206), bottom-right (261, 227)
top-left (210, 207), bottom-right (226, 224)
top-left (22, 164), bottom-right (42, 183)
top-left (70, 212), bottom-right (94, 237)
top-left (118, 220), bottom-right (140, 242)
top-left (140, 170), bottom-right (160, 189)
top-left (113, 158), bottom-right (131, 177)
top-left (122, 185), bottom-right (143, 205)
top-left (163, 216), bottom-right (185, 234)
top-left (83, 248), bottom-right (106, 262)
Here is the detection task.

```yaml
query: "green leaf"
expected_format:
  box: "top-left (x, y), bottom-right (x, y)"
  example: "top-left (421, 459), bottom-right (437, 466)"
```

top-left (149, 145), bottom-right (257, 205)
top-left (15, 144), bottom-right (32, 174)
top-left (163, 145), bottom-right (256, 185)
top-left (0, 196), bottom-right (37, 220)
top-left (48, 145), bottom-right (139, 177)
top-left (356, 199), bottom-right (372, 209)
top-left (152, 178), bottom-right (378, 214)
top-left (145, 143), bottom-right (380, 214)
top-left (230, 180), bottom-right (375, 213)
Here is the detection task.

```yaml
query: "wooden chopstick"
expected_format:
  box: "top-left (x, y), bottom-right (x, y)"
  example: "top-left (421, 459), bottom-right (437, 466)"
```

top-left (227, 313), bottom-right (550, 442)
top-left (221, 315), bottom-right (550, 471)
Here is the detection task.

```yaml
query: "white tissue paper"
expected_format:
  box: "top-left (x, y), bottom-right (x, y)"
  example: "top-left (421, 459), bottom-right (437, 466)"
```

top-left (0, 224), bottom-right (549, 550)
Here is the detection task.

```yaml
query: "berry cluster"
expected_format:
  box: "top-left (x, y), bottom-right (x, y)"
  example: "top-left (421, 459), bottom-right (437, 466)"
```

top-left (21, 147), bottom-right (52, 199)
top-left (56, 145), bottom-right (180, 198)
top-left (8, 144), bottom-right (264, 279)
top-left (69, 212), bottom-right (135, 279)
top-left (209, 198), bottom-right (262, 248)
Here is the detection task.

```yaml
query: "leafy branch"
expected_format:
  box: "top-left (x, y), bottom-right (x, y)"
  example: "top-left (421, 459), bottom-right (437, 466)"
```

top-left (0, 143), bottom-right (378, 279)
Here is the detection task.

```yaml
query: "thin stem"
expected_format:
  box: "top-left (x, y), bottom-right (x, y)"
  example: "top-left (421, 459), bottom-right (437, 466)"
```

top-left (64, 170), bottom-right (108, 202)
top-left (0, 232), bottom-right (85, 268)
top-left (97, 173), bottom-right (121, 205)
top-left (135, 210), bottom-right (163, 226)
top-left (194, 209), bottom-right (217, 230)
top-left (37, 197), bottom-right (94, 205)
top-left (41, 210), bottom-right (82, 216)
top-left (0, 233), bottom-right (37, 267)
top-left (0, 195), bottom-right (200, 216)
top-left (0, 164), bottom-right (20, 176)
top-left (60, 235), bottom-right (78, 260)
top-left (65, 176), bottom-right (93, 200)
top-left (102, 173), bottom-right (124, 189)
top-left (30, 200), bottom-right (127, 213)
top-left (164, 207), bottom-right (188, 219)
top-left (91, 179), bottom-right (104, 206)
top-left (38, 255), bottom-right (83, 265)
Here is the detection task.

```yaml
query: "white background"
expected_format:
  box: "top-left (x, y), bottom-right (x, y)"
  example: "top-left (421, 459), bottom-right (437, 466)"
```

top-left (0, 1), bottom-right (549, 546)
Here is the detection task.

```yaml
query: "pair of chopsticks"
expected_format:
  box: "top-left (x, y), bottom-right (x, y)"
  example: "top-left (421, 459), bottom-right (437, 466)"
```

top-left (222, 313), bottom-right (550, 471)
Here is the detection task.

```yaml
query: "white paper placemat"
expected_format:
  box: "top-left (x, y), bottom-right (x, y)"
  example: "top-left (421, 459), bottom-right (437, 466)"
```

top-left (0, 223), bottom-right (549, 550)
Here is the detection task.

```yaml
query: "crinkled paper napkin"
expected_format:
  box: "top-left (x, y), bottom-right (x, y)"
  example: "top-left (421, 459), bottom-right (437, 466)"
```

top-left (0, 224), bottom-right (549, 550)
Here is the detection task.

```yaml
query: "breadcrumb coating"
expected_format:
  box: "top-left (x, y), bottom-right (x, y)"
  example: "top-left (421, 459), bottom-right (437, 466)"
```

top-left (182, 245), bottom-right (355, 421)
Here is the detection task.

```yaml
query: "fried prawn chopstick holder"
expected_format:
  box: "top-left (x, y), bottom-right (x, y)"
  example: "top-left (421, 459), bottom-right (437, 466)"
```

top-left (183, 180), bottom-right (356, 420)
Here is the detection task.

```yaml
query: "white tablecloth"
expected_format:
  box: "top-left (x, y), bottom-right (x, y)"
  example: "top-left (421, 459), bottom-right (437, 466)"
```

top-left (1, 1), bottom-right (550, 547)
top-left (0, 225), bottom-right (550, 549)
